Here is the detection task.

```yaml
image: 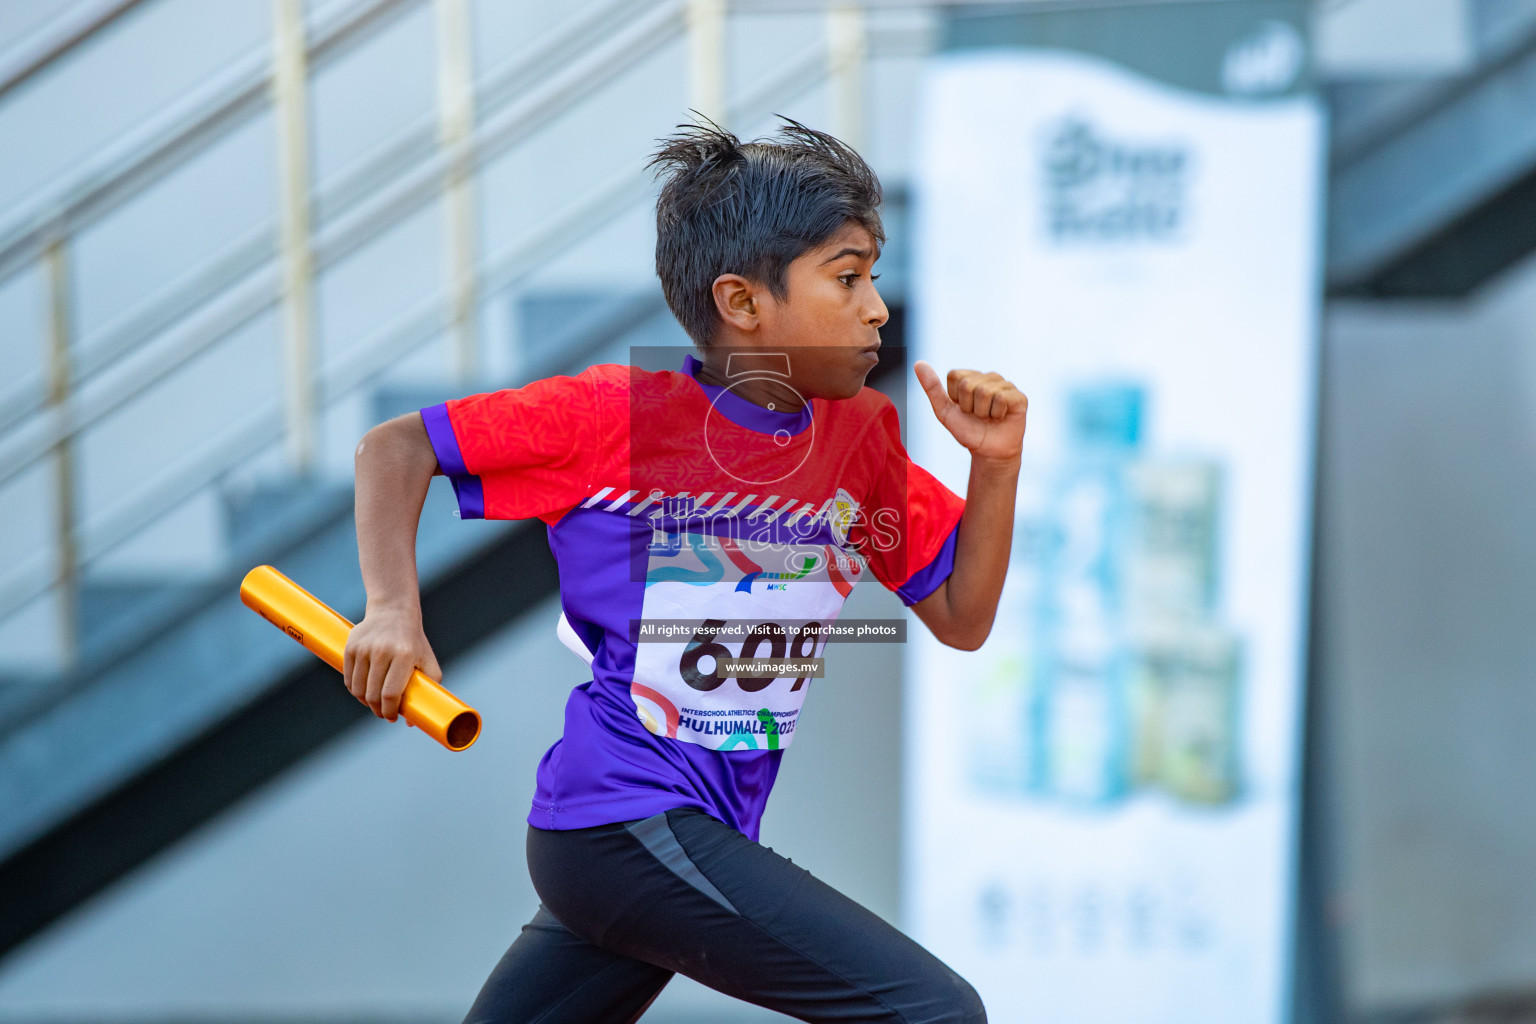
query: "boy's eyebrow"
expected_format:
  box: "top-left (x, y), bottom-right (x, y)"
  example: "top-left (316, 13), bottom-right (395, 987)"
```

top-left (819, 246), bottom-right (877, 264)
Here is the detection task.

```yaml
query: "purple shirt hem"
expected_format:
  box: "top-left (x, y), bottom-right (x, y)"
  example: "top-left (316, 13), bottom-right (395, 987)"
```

top-left (420, 402), bottom-right (485, 520)
top-left (896, 519), bottom-right (961, 606)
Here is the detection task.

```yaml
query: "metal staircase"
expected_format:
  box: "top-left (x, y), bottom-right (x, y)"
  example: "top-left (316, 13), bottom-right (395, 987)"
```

top-left (0, 0), bottom-right (931, 959)
top-left (1327, 0), bottom-right (1536, 296)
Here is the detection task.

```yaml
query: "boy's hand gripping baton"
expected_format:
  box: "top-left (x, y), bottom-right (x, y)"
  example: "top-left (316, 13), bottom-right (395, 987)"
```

top-left (239, 565), bottom-right (481, 751)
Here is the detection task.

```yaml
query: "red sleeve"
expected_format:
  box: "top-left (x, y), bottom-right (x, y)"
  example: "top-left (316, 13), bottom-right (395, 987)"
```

top-left (847, 395), bottom-right (965, 606)
top-left (418, 365), bottom-right (625, 522)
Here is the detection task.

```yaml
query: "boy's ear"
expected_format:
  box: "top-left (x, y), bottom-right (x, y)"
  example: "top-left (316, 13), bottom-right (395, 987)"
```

top-left (711, 273), bottom-right (760, 333)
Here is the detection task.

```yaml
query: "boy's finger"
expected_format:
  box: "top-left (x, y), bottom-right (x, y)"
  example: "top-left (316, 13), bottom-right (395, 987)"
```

top-left (985, 382), bottom-right (1012, 419)
top-left (380, 656), bottom-right (414, 722)
top-left (913, 361), bottom-right (951, 418)
top-left (974, 386), bottom-right (994, 419)
top-left (1006, 388), bottom-right (1030, 420)
top-left (969, 378), bottom-right (996, 418)
top-left (348, 651), bottom-right (369, 700)
top-left (955, 373), bottom-right (981, 416)
top-left (364, 653), bottom-right (390, 717)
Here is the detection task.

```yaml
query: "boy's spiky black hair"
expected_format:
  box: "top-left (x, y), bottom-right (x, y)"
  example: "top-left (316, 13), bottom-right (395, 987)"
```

top-left (649, 116), bottom-right (884, 348)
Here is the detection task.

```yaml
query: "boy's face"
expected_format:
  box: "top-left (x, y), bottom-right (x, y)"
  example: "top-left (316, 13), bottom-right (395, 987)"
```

top-left (711, 220), bottom-right (888, 401)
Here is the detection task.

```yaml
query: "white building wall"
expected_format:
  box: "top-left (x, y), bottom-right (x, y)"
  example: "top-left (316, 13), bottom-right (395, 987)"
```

top-left (1318, 250), bottom-right (1536, 1015)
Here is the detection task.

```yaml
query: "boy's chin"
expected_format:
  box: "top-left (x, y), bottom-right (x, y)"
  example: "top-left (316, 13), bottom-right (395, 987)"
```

top-left (808, 374), bottom-right (869, 401)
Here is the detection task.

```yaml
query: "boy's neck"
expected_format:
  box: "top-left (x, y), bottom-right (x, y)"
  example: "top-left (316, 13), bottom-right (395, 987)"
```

top-left (694, 349), bottom-right (807, 413)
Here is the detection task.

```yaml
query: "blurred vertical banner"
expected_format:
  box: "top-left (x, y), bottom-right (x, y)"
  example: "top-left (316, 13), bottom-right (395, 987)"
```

top-left (904, 2), bottom-right (1322, 1022)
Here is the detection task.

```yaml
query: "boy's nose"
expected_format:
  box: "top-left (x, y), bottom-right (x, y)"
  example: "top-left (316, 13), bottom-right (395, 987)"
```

top-left (865, 292), bottom-right (889, 329)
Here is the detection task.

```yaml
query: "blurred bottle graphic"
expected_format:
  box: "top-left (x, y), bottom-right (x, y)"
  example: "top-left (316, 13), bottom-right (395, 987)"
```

top-left (966, 382), bottom-right (1243, 809)
top-left (1124, 462), bottom-right (1218, 619)
top-left (966, 516), bottom-right (1046, 794)
top-left (1124, 461), bottom-right (1243, 805)
top-left (967, 653), bottom-right (1037, 792)
top-left (1133, 623), bottom-right (1242, 804)
top-left (1034, 385), bottom-right (1140, 805)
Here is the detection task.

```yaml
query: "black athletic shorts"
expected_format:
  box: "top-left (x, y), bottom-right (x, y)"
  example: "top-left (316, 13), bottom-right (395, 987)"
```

top-left (461, 806), bottom-right (986, 1024)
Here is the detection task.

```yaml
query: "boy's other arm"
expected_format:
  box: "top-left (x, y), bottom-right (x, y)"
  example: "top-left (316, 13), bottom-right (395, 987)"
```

top-left (908, 362), bottom-right (1028, 652)
top-left (343, 411), bottom-right (445, 721)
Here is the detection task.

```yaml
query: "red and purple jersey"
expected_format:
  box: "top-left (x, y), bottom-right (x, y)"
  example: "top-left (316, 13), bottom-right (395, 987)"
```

top-left (420, 354), bottom-right (963, 840)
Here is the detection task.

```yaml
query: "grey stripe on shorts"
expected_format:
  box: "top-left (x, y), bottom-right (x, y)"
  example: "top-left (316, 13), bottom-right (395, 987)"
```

top-left (624, 812), bottom-right (741, 915)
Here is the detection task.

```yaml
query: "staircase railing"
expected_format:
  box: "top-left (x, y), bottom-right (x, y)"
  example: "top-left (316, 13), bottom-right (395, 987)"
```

top-left (0, 0), bottom-right (934, 662)
top-left (0, 0), bottom-right (151, 102)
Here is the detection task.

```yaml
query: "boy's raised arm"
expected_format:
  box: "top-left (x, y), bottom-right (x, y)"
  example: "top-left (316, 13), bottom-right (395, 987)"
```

top-left (343, 411), bottom-right (445, 721)
top-left (909, 361), bottom-right (1028, 651)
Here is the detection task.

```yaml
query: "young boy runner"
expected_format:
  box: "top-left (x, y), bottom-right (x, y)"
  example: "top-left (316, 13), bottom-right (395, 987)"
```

top-left (344, 121), bottom-right (1026, 1024)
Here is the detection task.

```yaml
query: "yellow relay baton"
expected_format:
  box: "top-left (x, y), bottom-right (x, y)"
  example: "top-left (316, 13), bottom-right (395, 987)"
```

top-left (240, 565), bottom-right (481, 751)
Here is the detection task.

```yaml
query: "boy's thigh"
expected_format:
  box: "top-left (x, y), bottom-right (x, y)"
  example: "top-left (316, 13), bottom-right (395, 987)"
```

top-left (586, 808), bottom-right (986, 1024)
top-left (461, 903), bottom-right (672, 1024)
